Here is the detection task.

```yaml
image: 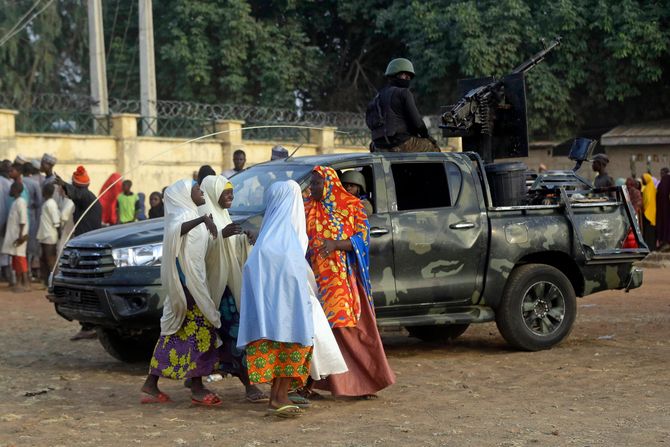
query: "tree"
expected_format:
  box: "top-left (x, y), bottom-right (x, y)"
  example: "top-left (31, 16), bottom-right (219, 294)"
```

top-left (0, 0), bottom-right (87, 108)
top-left (1, 0), bottom-right (669, 139)
top-left (373, 0), bottom-right (670, 138)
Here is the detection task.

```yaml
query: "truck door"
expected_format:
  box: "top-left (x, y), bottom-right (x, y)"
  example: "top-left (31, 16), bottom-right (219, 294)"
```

top-left (331, 161), bottom-right (397, 311)
top-left (387, 158), bottom-right (486, 306)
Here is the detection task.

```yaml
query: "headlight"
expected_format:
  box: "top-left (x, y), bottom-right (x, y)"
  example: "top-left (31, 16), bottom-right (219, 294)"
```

top-left (112, 243), bottom-right (163, 267)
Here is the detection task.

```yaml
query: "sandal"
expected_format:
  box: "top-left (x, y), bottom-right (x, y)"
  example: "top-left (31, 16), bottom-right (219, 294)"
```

top-left (245, 389), bottom-right (270, 403)
top-left (265, 404), bottom-right (303, 418)
top-left (296, 387), bottom-right (324, 401)
top-left (191, 392), bottom-right (222, 407)
top-left (140, 391), bottom-right (172, 404)
top-left (288, 392), bottom-right (311, 407)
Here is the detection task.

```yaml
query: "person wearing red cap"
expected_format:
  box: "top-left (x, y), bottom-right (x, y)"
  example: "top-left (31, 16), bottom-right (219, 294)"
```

top-left (55, 166), bottom-right (102, 237)
top-left (55, 166), bottom-right (103, 341)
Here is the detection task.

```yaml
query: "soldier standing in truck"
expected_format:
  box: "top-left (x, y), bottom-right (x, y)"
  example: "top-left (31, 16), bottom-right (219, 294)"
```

top-left (366, 58), bottom-right (439, 153)
top-left (591, 154), bottom-right (614, 189)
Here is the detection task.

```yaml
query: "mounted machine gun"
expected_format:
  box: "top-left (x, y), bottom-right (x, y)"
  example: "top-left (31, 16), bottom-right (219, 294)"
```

top-left (441, 38), bottom-right (561, 163)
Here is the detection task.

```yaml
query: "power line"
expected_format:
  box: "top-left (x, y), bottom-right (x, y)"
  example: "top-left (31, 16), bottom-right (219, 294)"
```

top-left (0, 0), bottom-right (56, 47)
top-left (1, 0), bottom-right (41, 40)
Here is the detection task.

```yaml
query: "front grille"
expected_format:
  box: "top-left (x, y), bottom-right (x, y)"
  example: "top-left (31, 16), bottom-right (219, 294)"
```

top-left (59, 247), bottom-right (115, 278)
top-left (53, 286), bottom-right (103, 313)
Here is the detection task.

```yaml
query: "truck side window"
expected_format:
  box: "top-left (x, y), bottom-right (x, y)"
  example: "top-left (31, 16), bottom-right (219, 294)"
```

top-left (336, 165), bottom-right (375, 213)
top-left (391, 162), bottom-right (451, 211)
top-left (446, 162), bottom-right (463, 205)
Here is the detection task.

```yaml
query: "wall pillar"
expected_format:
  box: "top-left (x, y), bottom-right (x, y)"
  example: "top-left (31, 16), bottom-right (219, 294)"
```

top-left (0, 109), bottom-right (18, 160)
top-left (215, 119), bottom-right (245, 171)
top-left (111, 113), bottom-right (140, 175)
top-left (311, 126), bottom-right (337, 154)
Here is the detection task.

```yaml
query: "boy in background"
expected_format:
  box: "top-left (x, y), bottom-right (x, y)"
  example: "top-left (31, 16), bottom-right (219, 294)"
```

top-left (117, 180), bottom-right (139, 224)
top-left (37, 183), bottom-right (61, 287)
top-left (2, 183), bottom-right (30, 292)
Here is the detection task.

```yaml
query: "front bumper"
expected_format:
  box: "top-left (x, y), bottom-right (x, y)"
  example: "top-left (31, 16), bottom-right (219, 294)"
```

top-left (47, 282), bottom-right (164, 329)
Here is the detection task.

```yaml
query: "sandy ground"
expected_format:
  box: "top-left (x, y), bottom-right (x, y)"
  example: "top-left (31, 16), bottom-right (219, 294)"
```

top-left (0, 269), bottom-right (669, 447)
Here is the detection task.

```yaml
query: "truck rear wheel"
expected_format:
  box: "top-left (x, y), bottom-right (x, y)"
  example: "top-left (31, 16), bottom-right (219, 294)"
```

top-left (97, 328), bottom-right (158, 363)
top-left (496, 263), bottom-right (576, 351)
top-left (406, 324), bottom-right (470, 343)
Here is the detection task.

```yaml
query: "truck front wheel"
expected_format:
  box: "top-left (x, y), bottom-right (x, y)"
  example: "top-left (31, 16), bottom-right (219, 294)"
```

top-left (97, 328), bottom-right (159, 363)
top-left (406, 324), bottom-right (470, 343)
top-left (496, 264), bottom-right (576, 351)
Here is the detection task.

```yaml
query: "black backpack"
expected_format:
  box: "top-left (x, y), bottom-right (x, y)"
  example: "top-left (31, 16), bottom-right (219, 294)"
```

top-left (365, 88), bottom-right (396, 143)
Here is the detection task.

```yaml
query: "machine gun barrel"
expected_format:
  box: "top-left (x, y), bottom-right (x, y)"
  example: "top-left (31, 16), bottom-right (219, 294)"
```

top-left (511, 37), bottom-right (561, 75)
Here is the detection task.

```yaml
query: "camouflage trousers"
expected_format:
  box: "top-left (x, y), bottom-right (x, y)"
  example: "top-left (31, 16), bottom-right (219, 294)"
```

top-left (372, 136), bottom-right (441, 153)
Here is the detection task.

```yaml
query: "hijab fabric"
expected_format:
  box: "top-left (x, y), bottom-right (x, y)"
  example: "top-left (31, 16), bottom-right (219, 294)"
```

top-left (237, 180), bottom-right (314, 348)
top-left (656, 175), bottom-right (670, 244)
top-left (99, 173), bottom-right (123, 225)
top-left (160, 179), bottom-right (220, 335)
top-left (642, 173), bottom-right (657, 226)
top-left (304, 166), bottom-right (373, 328)
top-left (201, 175), bottom-right (249, 310)
top-left (625, 177), bottom-right (642, 214)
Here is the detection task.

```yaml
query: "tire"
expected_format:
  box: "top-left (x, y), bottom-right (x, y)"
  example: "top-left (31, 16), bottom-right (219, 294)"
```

top-left (495, 263), bottom-right (576, 351)
top-left (406, 324), bottom-right (470, 343)
top-left (96, 328), bottom-right (158, 363)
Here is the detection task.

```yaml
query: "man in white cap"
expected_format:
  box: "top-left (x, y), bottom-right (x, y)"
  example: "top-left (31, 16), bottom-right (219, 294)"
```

top-left (41, 153), bottom-right (58, 185)
top-left (270, 145), bottom-right (289, 161)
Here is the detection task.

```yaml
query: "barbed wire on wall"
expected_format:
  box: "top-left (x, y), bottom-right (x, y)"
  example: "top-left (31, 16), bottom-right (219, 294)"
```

top-left (0, 92), bottom-right (443, 143)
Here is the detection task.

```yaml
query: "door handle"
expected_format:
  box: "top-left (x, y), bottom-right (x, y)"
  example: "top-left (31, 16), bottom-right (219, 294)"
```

top-left (449, 222), bottom-right (475, 230)
top-left (370, 227), bottom-right (389, 237)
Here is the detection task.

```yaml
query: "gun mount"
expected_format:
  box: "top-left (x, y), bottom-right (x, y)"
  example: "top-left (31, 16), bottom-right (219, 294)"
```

top-left (441, 38), bottom-right (561, 163)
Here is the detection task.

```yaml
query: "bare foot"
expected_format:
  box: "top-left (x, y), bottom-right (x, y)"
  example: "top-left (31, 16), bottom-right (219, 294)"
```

top-left (141, 376), bottom-right (161, 397)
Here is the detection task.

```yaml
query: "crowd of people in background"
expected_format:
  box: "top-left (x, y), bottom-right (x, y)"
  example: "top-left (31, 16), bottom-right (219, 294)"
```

top-left (587, 154), bottom-right (670, 251)
top-left (636, 166), bottom-right (670, 252)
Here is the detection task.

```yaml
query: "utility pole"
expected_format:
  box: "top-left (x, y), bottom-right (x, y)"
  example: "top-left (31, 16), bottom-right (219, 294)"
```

top-left (87, 0), bottom-right (109, 125)
top-left (139, 0), bottom-right (157, 136)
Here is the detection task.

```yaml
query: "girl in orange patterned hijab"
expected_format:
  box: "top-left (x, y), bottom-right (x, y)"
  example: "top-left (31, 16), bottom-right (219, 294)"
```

top-left (304, 166), bottom-right (395, 398)
top-left (304, 166), bottom-right (372, 327)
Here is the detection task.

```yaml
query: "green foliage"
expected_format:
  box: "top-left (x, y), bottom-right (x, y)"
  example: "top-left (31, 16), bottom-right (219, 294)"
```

top-left (0, 0), bottom-right (86, 106)
top-left (1, 0), bottom-right (670, 138)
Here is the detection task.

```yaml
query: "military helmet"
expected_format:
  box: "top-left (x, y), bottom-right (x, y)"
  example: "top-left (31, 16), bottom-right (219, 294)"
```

top-left (340, 170), bottom-right (367, 193)
top-left (385, 58), bottom-right (415, 78)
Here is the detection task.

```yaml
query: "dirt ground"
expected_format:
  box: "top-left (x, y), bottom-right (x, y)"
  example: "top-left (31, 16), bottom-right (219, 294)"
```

top-left (0, 270), bottom-right (668, 447)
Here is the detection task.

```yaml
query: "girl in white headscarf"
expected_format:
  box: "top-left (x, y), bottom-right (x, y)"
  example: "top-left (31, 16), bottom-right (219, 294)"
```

top-left (140, 179), bottom-right (222, 407)
top-left (200, 174), bottom-right (268, 403)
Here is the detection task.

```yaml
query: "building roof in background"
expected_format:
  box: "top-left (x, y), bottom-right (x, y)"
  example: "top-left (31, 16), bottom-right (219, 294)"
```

top-left (601, 120), bottom-right (670, 146)
top-left (552, 127), bottom-right (612, 157)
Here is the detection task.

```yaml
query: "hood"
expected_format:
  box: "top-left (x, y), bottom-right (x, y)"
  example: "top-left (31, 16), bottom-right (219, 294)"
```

top-left (66, 211), bottom-right (263, 249)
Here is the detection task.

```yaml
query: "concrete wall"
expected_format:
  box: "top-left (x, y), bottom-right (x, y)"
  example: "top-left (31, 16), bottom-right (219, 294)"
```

top-left (0, 110), bottom-right (375, 198)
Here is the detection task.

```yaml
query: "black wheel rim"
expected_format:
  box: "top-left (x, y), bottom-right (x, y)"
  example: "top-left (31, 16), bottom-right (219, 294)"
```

top-left (520, 281), bottom-right (566, 336)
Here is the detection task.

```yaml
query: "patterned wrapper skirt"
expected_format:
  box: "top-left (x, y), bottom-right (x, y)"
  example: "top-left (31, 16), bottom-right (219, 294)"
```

top-left (149, 286), bottom-right (219, 380)
top-left (246, 339), bottom-right (313, 387)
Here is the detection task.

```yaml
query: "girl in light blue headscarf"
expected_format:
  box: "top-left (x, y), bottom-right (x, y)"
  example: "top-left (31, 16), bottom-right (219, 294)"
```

top-left (237, 180), bottom-right (314, 418)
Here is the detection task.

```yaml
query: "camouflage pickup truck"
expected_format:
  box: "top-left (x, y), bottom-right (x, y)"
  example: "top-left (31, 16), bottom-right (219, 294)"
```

top-left (49, 152), bottom-right (647, 362)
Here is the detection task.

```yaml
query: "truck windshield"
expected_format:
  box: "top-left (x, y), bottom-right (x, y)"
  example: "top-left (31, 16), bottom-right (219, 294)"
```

top-left (229, 164), bottom-right (313, 213)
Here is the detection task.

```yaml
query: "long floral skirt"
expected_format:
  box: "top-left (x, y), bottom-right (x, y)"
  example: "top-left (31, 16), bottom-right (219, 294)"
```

top-left (149, 286), bottom-right (219, 380)
top-left (246, 339), bottom-right (313, 387)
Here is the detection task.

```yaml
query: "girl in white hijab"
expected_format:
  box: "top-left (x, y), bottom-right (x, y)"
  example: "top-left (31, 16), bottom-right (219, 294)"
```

top-left (200, 174), bottom-right (268, 403)
top-left (140, 179), bottom-right (223, 407)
